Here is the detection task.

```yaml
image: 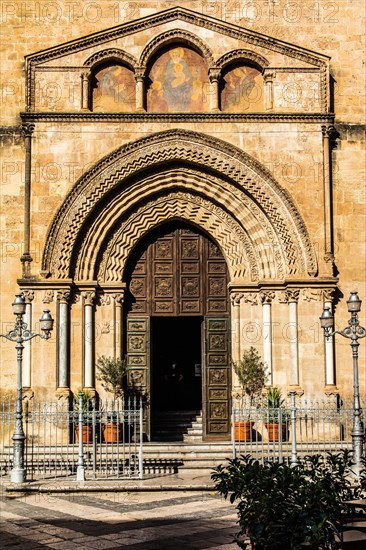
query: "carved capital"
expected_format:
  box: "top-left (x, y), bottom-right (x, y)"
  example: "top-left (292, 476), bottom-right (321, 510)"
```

top-left (99, 294), bottom-right (111, 306)
top-left (82, 290), bottom-right (96, 306)
top-left (55, 387), bottom-right (71, 400)
top-left (208, 67), bottom-right (221, 82)
top-left (259, 291), bottom-right (275, 304)
top-left (285, 289), bottom-right (300, 303)
top-left (322, 288), bottom-right (335, 302)
top-left (230, 292), bottom-right (244, 306)
top-left (263, 69), bottom-right (276, 82)
top-left (242, 292), bottom-right (258, 305)
top-left (113, 292), bottom-right (124, 305)
top-left (321, 125), bottom-right (337, 139)
top-left (22, 290), bottom-right (35, 304)
top-left (57, 289), bottom-right (71, 304)
top-left (21, 123), bottom-right (35, 138)
top-left (134, 67), bottom-right (145, 81)
top-left (42, 290), bottom-right (54, 304)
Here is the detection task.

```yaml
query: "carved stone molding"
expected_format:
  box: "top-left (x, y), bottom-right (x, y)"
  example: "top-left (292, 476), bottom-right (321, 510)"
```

top-left (113, 293), bottom-right (124, 305)
top-left (302, 288), bottom-right (321, 302)
top-left (139, 28), bottom-right (214, 67)
top-left (99, 294), bottom-right (111, 306)
top-left (83, 48), bottom-right (137, 70)
top-left (42, 129), bottom-right (316, 282)
top-left (216, 49), bottom-right (269, 70)
top-left (322, 288), bottom-right (335, 302)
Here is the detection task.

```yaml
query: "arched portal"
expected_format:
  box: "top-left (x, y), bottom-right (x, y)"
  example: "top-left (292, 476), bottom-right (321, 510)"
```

top-left (124, 221), bottom-right (231, 441)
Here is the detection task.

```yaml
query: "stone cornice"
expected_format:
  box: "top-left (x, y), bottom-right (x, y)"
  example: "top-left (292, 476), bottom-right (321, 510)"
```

top-left (25, 7), bottom-right (330, 68)
top-left (20, 112), bottom-right (335, 124)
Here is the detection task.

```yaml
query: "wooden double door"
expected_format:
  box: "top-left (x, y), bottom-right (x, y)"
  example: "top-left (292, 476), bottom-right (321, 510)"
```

top-left (124, 222), bottom-right (231, 440)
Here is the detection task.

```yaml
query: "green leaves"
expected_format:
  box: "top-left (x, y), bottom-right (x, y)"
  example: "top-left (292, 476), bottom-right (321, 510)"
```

top-left (96, 355), bottom-right (127, 399)
top-left (212, 450), bottom-right (364, 549)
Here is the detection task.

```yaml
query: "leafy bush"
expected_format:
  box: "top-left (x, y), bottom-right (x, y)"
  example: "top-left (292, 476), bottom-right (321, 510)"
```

top-left (264, 387), bottom-right (290, 424)
top-left (96, 355), bottom-right (127, 399)
top-left (212, 450), bottom-right (364, 549)
top-left (233, 347), bottom-right (266, 406)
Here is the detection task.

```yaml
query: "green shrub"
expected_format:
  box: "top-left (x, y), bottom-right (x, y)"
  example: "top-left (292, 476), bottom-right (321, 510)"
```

top-left (212, 450), bottom-right (363, 549)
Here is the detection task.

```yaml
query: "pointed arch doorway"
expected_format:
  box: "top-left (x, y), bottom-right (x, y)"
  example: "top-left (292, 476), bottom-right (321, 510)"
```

top-left (124, 221), bottom-right (231, 441)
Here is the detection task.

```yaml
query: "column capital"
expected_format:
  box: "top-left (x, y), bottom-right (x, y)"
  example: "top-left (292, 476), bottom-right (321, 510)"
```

top-left (113, 292), bottom-right (125, 305)
top-left (230, 292), bottom-right (244, 306)
top-left (263, 69), bottom-right (276, 82)
top-left (42, 290), bottom-right (54, 304)
top-left (21, 290), bottom-right (35, 304)
top-left (321, 124), bottom-right (337, 138)
top-left (135, 67), bottom-right (145, 81)
top-left (322, 287), bottom-right (335, 302)
top-left (57, 289), bottom-right (71, 304)
top-left (285, 289), bottom-right (300, 303)
top-left (82, 290), bottom-right (96, 306)
top-left (208, 67), bottom-right (221, 82)
top-left (259, 291), bottom-right (275, 304)
top-left (21, 123), bottom-right (35, 138)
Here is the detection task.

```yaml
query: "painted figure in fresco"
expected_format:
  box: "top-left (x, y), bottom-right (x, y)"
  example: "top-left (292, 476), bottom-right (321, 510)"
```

top-left (163, 47), bottom-right (193, 111)
top-left (93, 64), bottom-right (135, 112)
top-left (221, 65), bottom-right (264, 112)
top-left (147, 46), bottom-right (209, 113)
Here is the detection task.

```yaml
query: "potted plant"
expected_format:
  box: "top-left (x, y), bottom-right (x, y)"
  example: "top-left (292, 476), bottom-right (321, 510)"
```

top-left (232, 347), bottom-right (266, 441)
top-left (73, 389), bottom-right (94, 444)
top-left (96, 355), bottom-right (127, 443)
top-left (264, 386), bottom-right (289, 442)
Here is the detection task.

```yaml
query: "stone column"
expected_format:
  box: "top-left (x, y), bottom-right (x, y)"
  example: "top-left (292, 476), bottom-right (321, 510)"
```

top-left (56, 290), bottom-right (71, 393)
top-left (230, 292), bottom-right (243, 364)
top-left (81, 72), bottom-right (90, 111)
top-left (260, 291), bottom-right (275, 385)
top-left (323, 288), bottom-right (337, 393)
top-left (113, 292), bottom-right (125, 359)
top-left (20, 124), bottom-right (35, 278)
top-left (285, 289), bottom-right (301, 388)
top-left (208, 68), bottom-right (221, 112)
top-left (264, 70), bottom-right (275, 111)
top-left (22, 290), bottom-right (34, 390)
top-left (135, 68), bottom-right (145, 112)
top-left (321, 125), bottom-right (336, 272)
top-left (82, 291), bottom-right (96, 389)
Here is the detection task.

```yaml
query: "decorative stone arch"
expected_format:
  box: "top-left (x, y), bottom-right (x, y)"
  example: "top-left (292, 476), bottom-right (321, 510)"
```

top-left (139, 29), bottom-right (214, 69)
top-left (83, 48), bottom-right (138, 71)
top-left (216, 49), bottom-right (270, 72)
top-left (41, 129), bottom-right (317, 282)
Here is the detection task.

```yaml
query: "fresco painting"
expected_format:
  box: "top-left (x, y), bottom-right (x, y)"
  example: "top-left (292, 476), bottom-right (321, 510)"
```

top-left (93, 64), bottom-right (135, 112)
top-left (221, 65), bottom-right (264, 112)
top-left (147, 46), bottom-right (210, 112)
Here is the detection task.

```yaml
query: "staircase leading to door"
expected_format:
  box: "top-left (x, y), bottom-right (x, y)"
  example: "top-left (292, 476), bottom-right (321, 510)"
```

top-left (152, 409), bottom-right (202, 442)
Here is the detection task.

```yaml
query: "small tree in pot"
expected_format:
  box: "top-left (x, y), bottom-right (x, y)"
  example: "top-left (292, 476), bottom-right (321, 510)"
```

top-left (264, 386), bottom-right (290, 442)
top-left (232, 347), bottom-right (266, 441)
top-left (96, 355), bottom-right (127, 443)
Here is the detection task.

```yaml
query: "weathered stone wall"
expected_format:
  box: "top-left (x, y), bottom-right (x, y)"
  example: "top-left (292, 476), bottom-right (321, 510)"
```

top-left (0, 1), bottom-right (365, 400)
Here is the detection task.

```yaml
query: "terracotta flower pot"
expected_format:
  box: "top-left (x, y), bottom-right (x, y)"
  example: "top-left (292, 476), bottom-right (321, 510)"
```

top-left (75, 424), bottom-right (93, 444)
top-left (234, 420), bottom-right (254, 442)
top-left (265, 423), bottom-right (287, 442)
top-left (103, 423), bottom-right (122, 443)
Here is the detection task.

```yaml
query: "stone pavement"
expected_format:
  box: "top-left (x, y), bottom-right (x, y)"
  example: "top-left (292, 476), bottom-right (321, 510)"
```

top-left (0, 474), bottom-right (243, 549)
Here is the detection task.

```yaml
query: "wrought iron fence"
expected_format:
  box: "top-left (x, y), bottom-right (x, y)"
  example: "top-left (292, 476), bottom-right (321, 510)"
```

top-left (0, 397), bottom-right (144, 481)
top-left (232, 395), bottom-right (364, 464)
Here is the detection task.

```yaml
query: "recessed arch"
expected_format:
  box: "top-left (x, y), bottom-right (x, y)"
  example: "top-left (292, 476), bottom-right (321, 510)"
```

top-left (139, 29), bottom-right (214, 68)
top-left (216, 49), bottom-right (269, 72)
top-left (83, 48), bottom-right (138, 71)
top-left (42, 129), bottom-right (317, 282)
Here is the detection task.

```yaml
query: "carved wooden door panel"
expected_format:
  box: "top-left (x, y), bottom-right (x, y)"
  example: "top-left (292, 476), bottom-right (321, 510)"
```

top-left (126, 316), bottom-right (150, 440)
top-left (203, 317), bottom-right (231, 440)
top-left (125, 223), bottom-right (229, 316)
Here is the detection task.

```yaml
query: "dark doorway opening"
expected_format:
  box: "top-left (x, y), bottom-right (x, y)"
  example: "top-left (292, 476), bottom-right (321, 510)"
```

top-left (151, 316), bottom-right (202, 441)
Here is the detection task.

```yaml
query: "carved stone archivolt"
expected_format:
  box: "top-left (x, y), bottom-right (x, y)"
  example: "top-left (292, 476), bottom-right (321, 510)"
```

top-left (42, 130), bottom-right (316, 284)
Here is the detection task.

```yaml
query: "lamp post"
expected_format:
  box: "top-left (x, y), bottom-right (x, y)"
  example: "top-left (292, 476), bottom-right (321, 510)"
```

top-left (0, 294), bottom-right (54, 483)
top-left (320, 291), bottom-right (366, 471)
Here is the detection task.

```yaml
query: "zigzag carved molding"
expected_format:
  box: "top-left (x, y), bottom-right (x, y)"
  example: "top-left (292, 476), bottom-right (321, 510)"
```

top-left (43, 129), bottom-right (317, 280)
top-left (74, 169), bottom-right (285, 282)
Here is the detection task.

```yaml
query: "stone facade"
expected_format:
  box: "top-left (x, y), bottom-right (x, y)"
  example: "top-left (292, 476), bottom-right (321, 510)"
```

top-left (0, 1), bottom-right (365, 409)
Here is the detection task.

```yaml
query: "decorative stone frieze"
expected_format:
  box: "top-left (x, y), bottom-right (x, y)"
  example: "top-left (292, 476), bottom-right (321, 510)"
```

top-left (42, 290), bottom-right (54, 304)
